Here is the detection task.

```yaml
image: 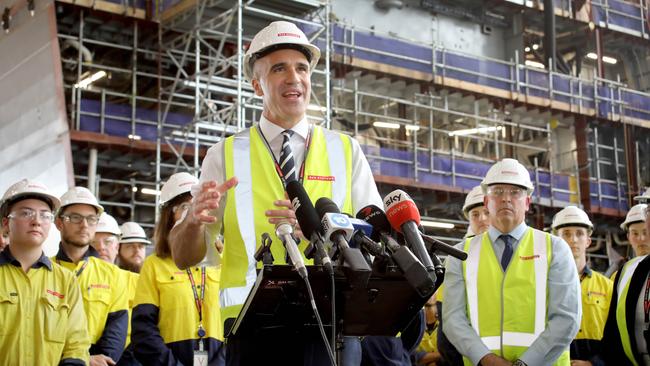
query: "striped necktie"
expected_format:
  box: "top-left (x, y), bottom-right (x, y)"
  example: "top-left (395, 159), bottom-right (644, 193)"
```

top-left (279, 130), bottom-right (296, 182)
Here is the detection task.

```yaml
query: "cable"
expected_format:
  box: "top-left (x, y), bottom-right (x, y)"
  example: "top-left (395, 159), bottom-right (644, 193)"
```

top-left (330, 271), bottom-right (336, 362)
top-left (303, 275), bottom-right (337, 366)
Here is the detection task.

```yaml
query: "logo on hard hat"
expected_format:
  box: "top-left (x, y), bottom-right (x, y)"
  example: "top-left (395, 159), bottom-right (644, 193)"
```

top-left (501, 170), bottom-right (519, 176)
top-left (277, 32), bottom-right (301, 38)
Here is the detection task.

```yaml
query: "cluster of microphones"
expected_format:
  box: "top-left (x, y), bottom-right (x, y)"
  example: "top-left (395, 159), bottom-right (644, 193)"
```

top-left (272, 181), bottom-right (467, 297)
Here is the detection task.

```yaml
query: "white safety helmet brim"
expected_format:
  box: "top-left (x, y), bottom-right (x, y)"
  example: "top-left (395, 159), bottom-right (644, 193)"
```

top-left (621, 204), bottom-right (647, 231)
top-left (462, 186), bottom-right (485, 219)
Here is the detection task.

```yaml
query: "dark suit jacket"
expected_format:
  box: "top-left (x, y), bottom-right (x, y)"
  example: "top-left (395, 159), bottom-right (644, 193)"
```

top-left (602, 255), bottom-right (650, 365)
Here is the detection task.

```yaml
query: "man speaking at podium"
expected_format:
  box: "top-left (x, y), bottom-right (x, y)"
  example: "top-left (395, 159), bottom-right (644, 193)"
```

top-left (169, 20), bottom-right (382, 364)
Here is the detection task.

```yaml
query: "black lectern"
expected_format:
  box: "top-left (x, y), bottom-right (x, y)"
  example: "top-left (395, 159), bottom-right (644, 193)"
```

top-left (225, 263), bottom-right (436, 365)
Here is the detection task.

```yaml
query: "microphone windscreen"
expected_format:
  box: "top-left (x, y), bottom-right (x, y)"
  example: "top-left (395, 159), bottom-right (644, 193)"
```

top-left (385, 200), bottom-right (421, 233)
top-left (315, 197), bottom-right (340, 218)
top-left (285, 180), bottom-right (322, 239)
top-left (355, 204), bottom-right (391, 241)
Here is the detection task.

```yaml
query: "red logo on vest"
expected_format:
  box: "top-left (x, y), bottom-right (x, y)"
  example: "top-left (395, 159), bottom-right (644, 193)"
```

top-left (519, 255), bottom-right (540, 260)
top-left (307, 175), bottom-right (335, 181)
top-left (46, 289), bottom-right (64, 299)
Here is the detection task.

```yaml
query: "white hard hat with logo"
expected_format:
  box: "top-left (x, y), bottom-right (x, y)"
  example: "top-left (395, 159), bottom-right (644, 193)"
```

top-left (551, 206), bottom-right (593, 234)
top-left (59, 187), bottom-right (104, 215)
top-left (634, 188), bottom-right (650, 203)
top-left (480, 158), bottom-right (534, 195)
top-left (1, 179), bottom-right (61, 217)
top-left (621, 204), bottom-right (647, 231)
top-left (96, 213), bottom-right (121, 237)
top-left (243, 20), bottom-right (321, 81)
top-left (160, 172), bottom-right (198, 207)
top-left (119, 222), bottom-right (152, 245)
top-left (462, 185), bottom-right (485, 219)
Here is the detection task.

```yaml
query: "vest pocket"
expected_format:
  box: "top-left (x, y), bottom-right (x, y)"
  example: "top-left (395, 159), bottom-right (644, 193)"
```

top-left (0, 291), bottom-right (18, 336)
top-left (41, 295), bottom-right (70, 343)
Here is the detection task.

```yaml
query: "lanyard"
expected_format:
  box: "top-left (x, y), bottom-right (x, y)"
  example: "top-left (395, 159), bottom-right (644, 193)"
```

top-left (643, 276), bottom-right (650, 327)
top-left (187, 267), bottom-right (206, 338)
top-left (57, 258), bottom-right (89, 277)
top-left (257, 125), bottom-right (313, 186)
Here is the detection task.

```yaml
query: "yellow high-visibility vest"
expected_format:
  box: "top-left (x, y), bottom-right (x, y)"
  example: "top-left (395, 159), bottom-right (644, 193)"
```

top-left (462, 229), bottom-right (569, 365)
top-left (220, 125), bottom-right (353, 320)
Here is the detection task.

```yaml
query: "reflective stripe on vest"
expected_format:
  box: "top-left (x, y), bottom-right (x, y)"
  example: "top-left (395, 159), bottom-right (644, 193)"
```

top-left (219, 125), bottom-right (353, 319)
top-left (615, 255), bottom-right (645, 366)
top-left (464, 229), bottom-right (551, 357)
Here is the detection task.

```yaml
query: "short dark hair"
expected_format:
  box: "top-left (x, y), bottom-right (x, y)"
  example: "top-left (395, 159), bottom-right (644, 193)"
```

top-left (249, 44), bottom-right (312, 77)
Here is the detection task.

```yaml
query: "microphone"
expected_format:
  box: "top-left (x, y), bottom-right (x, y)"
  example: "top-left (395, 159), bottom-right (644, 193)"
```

top-left (315, 198), bottom-right (372, 287)
top-left (356, 205), bottom-right (435, 297)
top-left (383, 190), bottom-right (436, 273)
top-left (275, 222), bottom-right (308, 279)
top-left (285, 181), bottom-right (333, 274)
top-left (355, 204), bottom-right (401, 253)
top-left (420, 233), bottom-right (468, 260)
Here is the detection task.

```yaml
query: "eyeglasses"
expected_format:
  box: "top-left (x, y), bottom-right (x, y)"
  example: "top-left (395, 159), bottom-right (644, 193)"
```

top-left (8, 209), bottom-right (54, 222)
top-left (172, 202), bottom-right (191, 214)
top-left (60, 213), bottom-right (100, 226)
top-left (487, 187), bottom-right (526, 199)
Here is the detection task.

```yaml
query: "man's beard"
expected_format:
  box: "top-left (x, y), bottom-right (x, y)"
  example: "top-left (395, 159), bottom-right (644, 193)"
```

top-left (119, 256), bottom-right (143, 273)
top-left (62, 234), bottom-right (90, 248)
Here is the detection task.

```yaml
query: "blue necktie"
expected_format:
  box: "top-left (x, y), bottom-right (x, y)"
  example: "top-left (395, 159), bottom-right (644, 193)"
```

top-left (500, 234), bottom-right (514, 271)
top-left (279, 130), bottom-right (296, 182)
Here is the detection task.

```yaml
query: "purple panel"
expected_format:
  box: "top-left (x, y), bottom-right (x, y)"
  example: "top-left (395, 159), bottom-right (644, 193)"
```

top-left (103, 0), bottom-right (146, 9)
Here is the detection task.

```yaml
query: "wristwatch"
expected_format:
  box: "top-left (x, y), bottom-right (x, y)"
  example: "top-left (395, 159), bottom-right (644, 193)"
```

top-left (512, 359), bottom-right (528, 366)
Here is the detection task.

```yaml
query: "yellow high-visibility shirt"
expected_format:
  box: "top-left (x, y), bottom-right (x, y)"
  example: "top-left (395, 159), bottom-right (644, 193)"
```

top-left (53, 245), bottom-right (128, 361)
top-left (120, 269), bottom-right (139, 348)
top-left (0, 249), bottom-right (90, 365)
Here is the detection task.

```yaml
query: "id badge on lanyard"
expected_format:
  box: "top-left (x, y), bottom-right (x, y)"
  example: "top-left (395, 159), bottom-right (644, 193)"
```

top-left (193, 339), bottom-right (208, 366)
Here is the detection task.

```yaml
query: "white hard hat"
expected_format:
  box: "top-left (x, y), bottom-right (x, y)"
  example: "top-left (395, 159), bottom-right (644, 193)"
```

top-left (462, 186), bottom-right (485, 219)
top-left (96, 213), bottom-right (121, 236)
top-left (634, 187), bottom-right (650, 203)
top-left (551, 206), bottom-right (593, 234)
top-left (160, 172), bottom-right (198, 207)
top-left (1, 179), bottom-right (61, 217)
top-left (119, 222), bottom-right (152, 245)
top-left (59, 187), bottom-right (104, 215)
top-left (480, 158), bottom-right (534, 195)
top-left (243, 21), bottom-right (321, 81)
top-left (621, 204), bottom-right (647, 231)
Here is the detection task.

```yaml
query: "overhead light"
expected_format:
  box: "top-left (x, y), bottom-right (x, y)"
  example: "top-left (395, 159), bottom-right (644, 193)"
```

top-left (128, 134), bottom-right (141, 141)
top-left (453, 117), bottom-right (464, 123)
top-left (373, 121), bottom-right (401, 129)
top-left (74, 70), bottom-right (107, 89)
top-left (141, 188), bottom-right (160, 196)
top-left (586, 52), bottom-right (598, 60)
top-left (405, 125), bottom-right (420, 131)
top-left (602, 56), bottom-right (617, 64)
top-left (525, 60), bottom-right (546, 69)
top-left (448, 126), bottom-right (503, 137)
top-left (524, 46), bottom-right (531, 53)
top-left (420, 220), bottom-right (455, 229)
top-left (532, 43), bottom-right (539, 50)
top-left (131, 187), bottom-right (138, 193)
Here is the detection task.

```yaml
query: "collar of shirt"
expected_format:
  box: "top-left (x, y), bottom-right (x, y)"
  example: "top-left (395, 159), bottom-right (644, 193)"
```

top-left (55, 242), bottom-right (100, 262)
top-left (259, 115), bottom-right (309, 144)
top-left (0, 247), bottom-right (53, 270)
top-left (488, 221), bottom-right (529, 249)
top-left (581, 265), bottom-right (593, 279)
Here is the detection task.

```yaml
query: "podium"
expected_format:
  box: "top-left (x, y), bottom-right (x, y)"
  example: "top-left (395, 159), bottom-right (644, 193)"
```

top-left (225, 263), bottom-right (437, 365)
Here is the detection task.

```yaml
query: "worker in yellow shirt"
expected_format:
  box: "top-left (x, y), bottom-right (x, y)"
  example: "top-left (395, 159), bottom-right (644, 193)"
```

top-left (115, 221), bottom-right (150, 366)
top-left (53, 186), bottom-right (128, 366)
top-left (132, 172), bottom-right (224, 365)
top-left (0, 179), bottom-right (90, 365)
top-left (552, 206), bottom-right (612, 366)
